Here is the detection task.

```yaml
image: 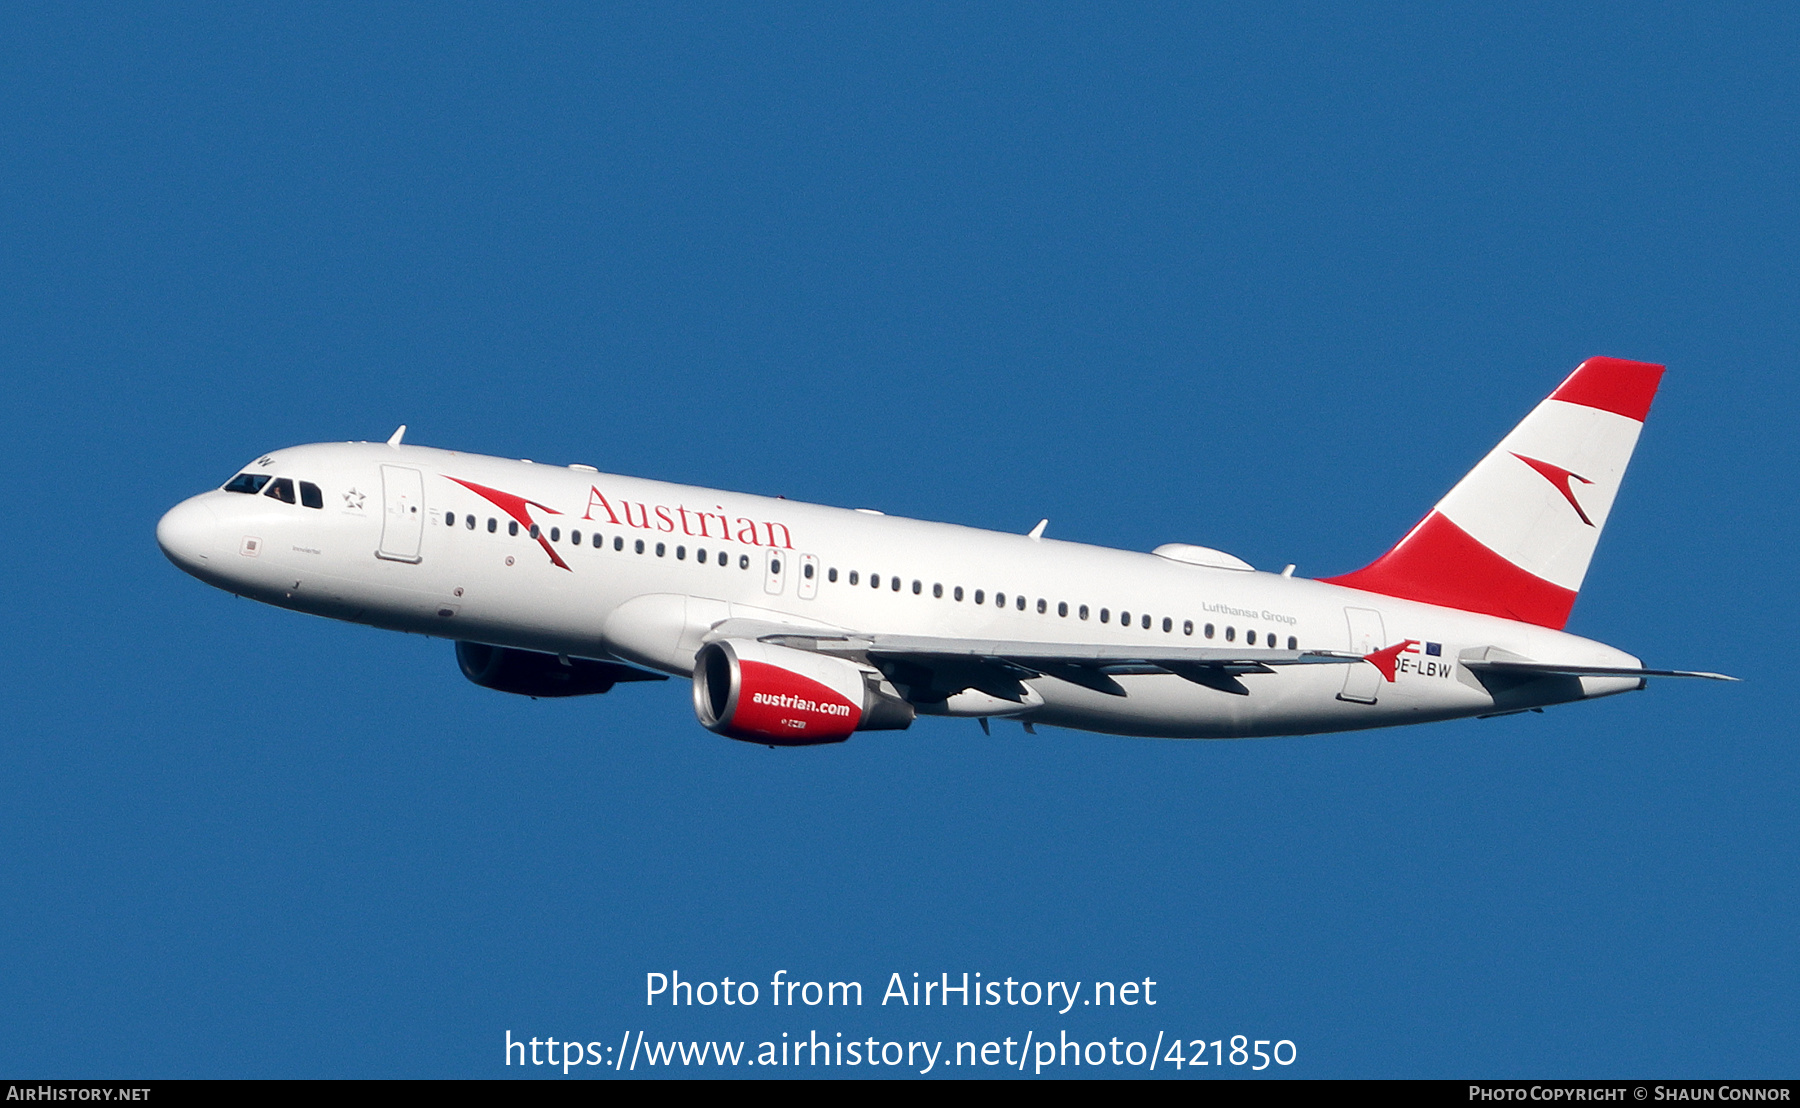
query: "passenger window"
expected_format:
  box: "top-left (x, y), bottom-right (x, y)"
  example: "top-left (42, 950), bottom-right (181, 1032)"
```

top-left (656, 543), bottom-right (666, 557)
top-left (974, 590), bottom-right (985, 604)
top-left (1120, 610), bottom-right (1130, 626)
top-left (571, 530), bottom-right (581, 545)
top-left (1100, 608), bottom-right (1110, 623)
top-left (891, 576), bottom-right (900, 592)
top-left (1162, 617), bottom-right (1172, 632)
top-left (1205, 623), bottom-right (1215, 639)
top-left (445, 511), bottom-right (457, 526)
top-left (954, 586), bottom-right (964, 601)
top-left (489, 518), bottom-right (498, 533)
top-left (264, 477), bottom-right (296, 504)
top-left (1247, 630), bottom-right (1257, 646)
top-left (871, 574), bottom-right (882, 589)
top-left (911, 579), bottom-right (920, 594)
top-left (222, 473), bottom-right (271, 494)
top-left (1287, 636), bottom-right (1298, 650)
top-left (595, 533), bottom-right (604, 547)
top-left (1183, 620), bottom-right (1193, 636)
top-left (995, 592), bottom-right (1006, 607)
top-left (676, 545), bottom-right (687, 560)
top-left (465, 514), bottom-right (475, 530)
top-left (635, 539), bottom-right (645, 553)
top-left (1141, 614), bottom-right (1151, 629)
top-left (509, 521), bottom-right (520, 536)
top-left (1079, 605), bottom-right (1089, 620)
top-left (1037, 599), bottom-right (1047, 614)
top-left (1058, 601), bottom-right (1068, 617)
top-left (614, 536), bottom-right (624, 551)
top-left (529, 524), bottom-right (541, 539)
top-left (299, 482), bottom-right (324, 509)
top-left (829, 568), bottom-right (839, 583)
top-left (739, 554), bottom-right (750, 569)
top-left (933, 583), bottom-right (943, 598)
top-left (849, 571), bottom-right (860, 585)
top-left (803, 562), bottom-right (814, 578)
top-left (549, 527), bottom-right (560, 542)
top-left (1016, 595), bottom-right (1026, 611)
top-left (1225, 626), bottom-right (1236, 642)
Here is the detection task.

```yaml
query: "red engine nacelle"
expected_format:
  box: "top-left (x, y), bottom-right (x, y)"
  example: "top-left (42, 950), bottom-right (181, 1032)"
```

top-left (693, 639), bottom-right (914, 745)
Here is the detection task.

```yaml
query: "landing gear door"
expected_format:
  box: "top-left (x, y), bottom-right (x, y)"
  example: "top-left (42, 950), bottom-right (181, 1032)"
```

top-left (797, 553), bottom-right (820, 599)
top-left (1337, 607), bottom-right (1385, 704)
top-left (763, 548), bottom-right (787, 595)
top-left (377, 465), bottom-right (425, 563)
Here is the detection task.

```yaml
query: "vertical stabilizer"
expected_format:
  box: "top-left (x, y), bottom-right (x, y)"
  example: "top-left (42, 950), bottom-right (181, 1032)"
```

top-left (1321, 357), bottom-right (1663, 629)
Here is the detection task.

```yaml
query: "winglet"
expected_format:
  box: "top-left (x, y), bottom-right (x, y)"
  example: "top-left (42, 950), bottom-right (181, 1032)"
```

top-left (387, 425), bottom-right (407, 447)
top-left (1028, 519), bottom-right (1048, 541)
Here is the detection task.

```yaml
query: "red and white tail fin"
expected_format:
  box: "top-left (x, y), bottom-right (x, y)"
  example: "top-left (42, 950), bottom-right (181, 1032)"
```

top-left (1322, 357), bottom-right (1664, 629)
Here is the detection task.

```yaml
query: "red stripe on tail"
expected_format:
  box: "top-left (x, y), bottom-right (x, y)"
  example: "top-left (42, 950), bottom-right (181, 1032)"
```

top-left (1549, 357), bottom-right (1664, 422)
top-left (1321, 513), bottom-right (1578, 629)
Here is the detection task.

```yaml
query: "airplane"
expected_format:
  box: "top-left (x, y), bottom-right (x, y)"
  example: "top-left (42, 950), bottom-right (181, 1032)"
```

top-left (156, 357), bottom-right (1732, 745)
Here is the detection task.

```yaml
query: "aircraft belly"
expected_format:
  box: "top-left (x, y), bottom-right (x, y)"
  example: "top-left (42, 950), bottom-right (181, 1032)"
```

top-left (1025, 663), bottom-right (1495, 738)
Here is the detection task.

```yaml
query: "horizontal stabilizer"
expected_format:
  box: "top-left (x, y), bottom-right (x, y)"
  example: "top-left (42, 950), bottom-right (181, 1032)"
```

top-left (1461, 659), bottom-right (1737, 681)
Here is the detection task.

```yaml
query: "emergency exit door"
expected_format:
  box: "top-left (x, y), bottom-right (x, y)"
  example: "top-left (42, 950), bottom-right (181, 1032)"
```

top-left (763, 547), bottom-right (787, 595)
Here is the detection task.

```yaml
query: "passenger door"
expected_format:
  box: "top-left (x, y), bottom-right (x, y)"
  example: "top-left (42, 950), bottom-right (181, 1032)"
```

top-left (377, 465), bottom-right (425, 563)
top-left (1337, 607), bottom-right (1385, 704)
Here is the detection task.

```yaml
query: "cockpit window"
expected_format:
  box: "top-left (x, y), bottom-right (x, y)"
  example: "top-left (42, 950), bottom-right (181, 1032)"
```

top-left (299, 481), bottom-right (323, 509)
top-left (264, 477), bottom-right (296, 504)
top-left (223, 473), bottom-right (271, 494)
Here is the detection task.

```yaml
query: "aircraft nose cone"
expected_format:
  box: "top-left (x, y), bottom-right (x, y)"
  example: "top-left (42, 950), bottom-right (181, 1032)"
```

top-left (157, 496), bottom-right (219, 574)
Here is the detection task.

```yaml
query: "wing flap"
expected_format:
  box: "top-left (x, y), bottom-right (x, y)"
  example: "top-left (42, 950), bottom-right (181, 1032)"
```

top-left (850, 633), bottom-right (1365, 670)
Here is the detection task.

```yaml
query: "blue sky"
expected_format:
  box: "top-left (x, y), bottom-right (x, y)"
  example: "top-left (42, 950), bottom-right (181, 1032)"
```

top-left (2, 3), bottom-right (1795, 1078)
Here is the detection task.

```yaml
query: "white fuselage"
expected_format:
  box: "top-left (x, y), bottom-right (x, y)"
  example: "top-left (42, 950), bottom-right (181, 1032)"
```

top-left (156, 441), bottom-right (1642, 739)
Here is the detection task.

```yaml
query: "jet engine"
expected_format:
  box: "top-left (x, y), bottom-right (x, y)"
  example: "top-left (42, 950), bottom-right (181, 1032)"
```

top-left (693, 639), bottom-right (914, 745)
top-left (455, 641), bottom-right (665, 698)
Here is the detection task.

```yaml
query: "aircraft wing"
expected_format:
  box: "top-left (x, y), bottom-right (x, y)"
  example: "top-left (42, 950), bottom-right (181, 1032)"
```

top-left (703, 618), bottom-right (1363, 698)
top-left (700, 618), bottom-right (1736, 701)
top-left (857, 637), bottom-right (1364, 697)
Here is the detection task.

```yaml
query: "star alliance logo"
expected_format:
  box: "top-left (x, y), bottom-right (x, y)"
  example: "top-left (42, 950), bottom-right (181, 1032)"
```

top-left (343, 488), bottom-right (366, 510)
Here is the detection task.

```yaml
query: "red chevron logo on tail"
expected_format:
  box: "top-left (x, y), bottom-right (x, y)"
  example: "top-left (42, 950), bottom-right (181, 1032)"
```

top-left (1511, 453), bottom-right (1595, 526)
